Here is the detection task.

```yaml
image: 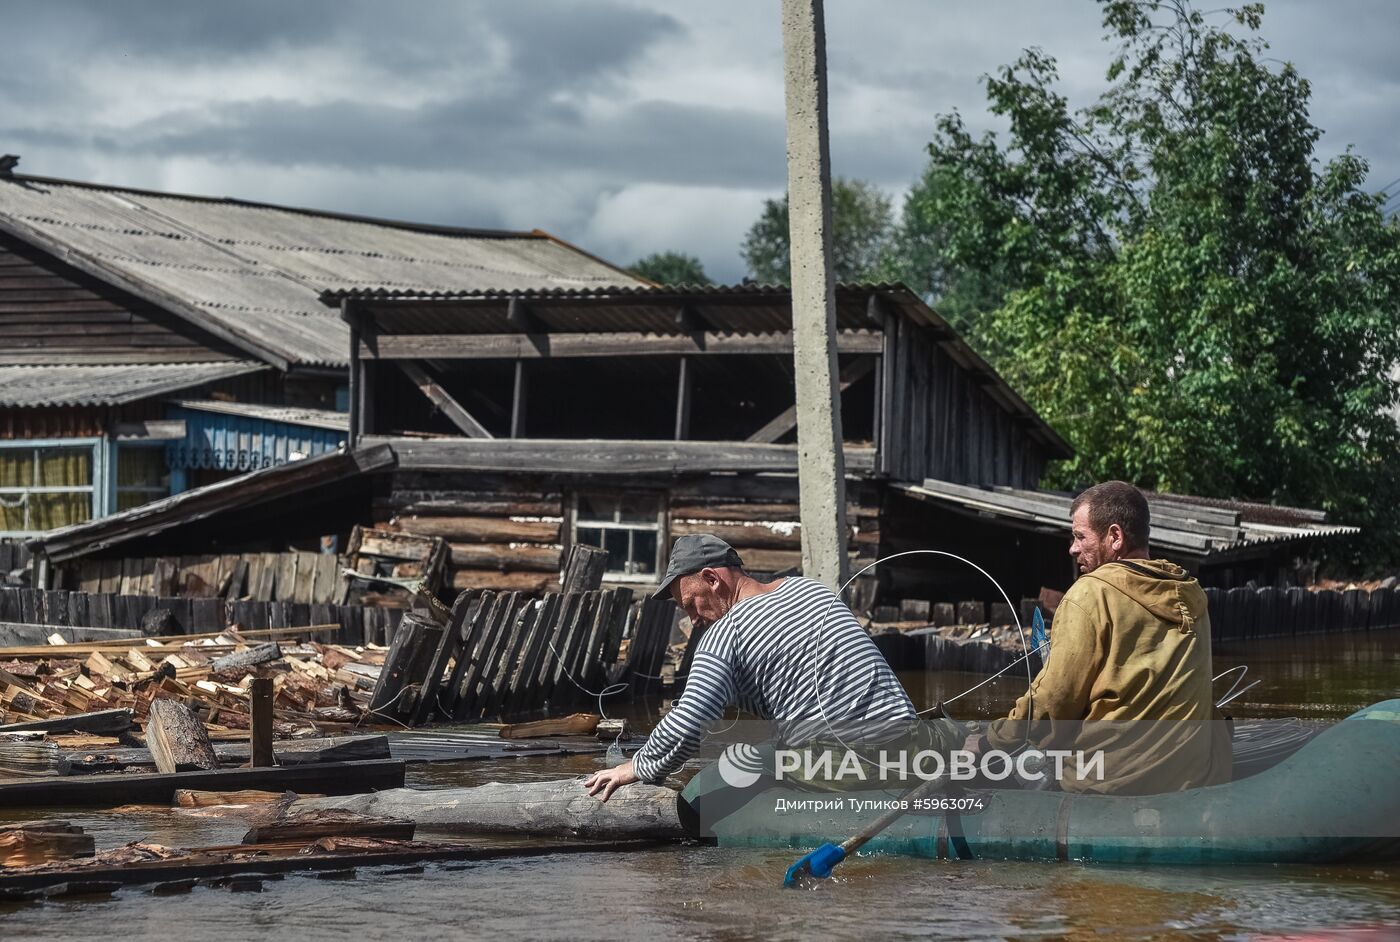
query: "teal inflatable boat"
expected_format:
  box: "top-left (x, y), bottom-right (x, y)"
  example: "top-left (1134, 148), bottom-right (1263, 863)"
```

top-left (679, 700), bottom-right (1400, 865)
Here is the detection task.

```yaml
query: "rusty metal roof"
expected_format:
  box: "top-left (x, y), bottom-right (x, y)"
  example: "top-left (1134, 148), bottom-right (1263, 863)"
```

top-left (0, 174), bottom-right (644, 370)
top-left (0, 361), bottom-right (266, 407)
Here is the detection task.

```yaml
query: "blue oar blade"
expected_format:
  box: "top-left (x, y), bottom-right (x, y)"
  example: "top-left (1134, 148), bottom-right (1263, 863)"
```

top-left (783, 843), bottom-right (847, 887)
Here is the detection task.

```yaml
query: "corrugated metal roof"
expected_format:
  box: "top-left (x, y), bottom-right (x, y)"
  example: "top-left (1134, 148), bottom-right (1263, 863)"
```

top-left (169, 399), bottom-right (349, 431)
top-left (896, 479), bottom-right (1358, 559)
top-left (0, 175), bottom-right (644, 368)
top-left (0, 361), bottom-right (266, 407)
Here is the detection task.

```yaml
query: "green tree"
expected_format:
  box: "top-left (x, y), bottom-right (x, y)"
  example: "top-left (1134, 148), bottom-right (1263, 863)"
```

top-left (890, 0), bottom-right (1400, 566)
top-left (741, 177), bottom-right (894, 285)
top-left (628, 251), bottom-right (712, 286)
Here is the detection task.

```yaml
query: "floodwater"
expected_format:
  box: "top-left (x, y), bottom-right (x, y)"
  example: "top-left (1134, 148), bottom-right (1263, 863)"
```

top-left (2, 630), bottom-right (1398, 940)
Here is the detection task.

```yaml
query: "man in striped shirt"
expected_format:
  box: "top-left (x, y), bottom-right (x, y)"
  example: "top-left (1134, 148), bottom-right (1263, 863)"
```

top-left (584, 534), bottom-right (916, 801)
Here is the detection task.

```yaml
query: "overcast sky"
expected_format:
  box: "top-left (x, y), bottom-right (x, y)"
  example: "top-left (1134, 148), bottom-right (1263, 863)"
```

top-left (3, 1), bottom-right (1396, 283)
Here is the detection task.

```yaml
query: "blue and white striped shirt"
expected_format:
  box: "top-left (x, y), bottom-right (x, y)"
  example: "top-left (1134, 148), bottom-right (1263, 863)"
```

top-left (631, 577), bottom-right (915, 783)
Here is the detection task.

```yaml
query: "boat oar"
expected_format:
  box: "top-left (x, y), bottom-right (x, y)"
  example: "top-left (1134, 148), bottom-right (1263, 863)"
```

top-left (783, 773), bottom-right (946, 888)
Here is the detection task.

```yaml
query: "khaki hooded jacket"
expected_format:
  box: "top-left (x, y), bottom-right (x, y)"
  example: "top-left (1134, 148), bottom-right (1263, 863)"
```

top-left (986, 558), bottom-right (1232, 794)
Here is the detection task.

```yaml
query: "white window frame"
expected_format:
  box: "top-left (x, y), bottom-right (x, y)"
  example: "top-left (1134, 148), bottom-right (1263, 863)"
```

top-left (0, 437), bottom-right (106, 538)
top-left (571, 491), bottom-right (666, 583)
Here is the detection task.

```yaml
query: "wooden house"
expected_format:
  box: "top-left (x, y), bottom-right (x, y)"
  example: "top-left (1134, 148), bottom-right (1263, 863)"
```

top-left (0, 164), bottom-right (642, 538)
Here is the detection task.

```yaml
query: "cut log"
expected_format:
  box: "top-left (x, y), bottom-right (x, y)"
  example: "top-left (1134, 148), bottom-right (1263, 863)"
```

top-left (394, 516), bottom-right (560, 544)
top-left (146, 699), bottom-right (218, 774)
top-left (242, 808), bottom-right (416, 845)
top-left (449, 543), bottom-right (561, 572)
top-left (499, 713), bottom-right (601, 740)
top-left (210, 642), bottom-right (282, 674)
top-left (292, 779), bottom-right (682, 839)
top-left (450, 570), bottom-right (559, 593)
top-left (559, 545), bottom-right (609, 594)
top-left (0, 824), bottom-right (95, 867)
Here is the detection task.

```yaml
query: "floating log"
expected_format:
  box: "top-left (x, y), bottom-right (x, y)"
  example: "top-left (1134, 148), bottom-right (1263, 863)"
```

top-left (293, 779), bottom-right (682, 839)
top-left (146, 700), bottom-right (218, 774)
top-left (0, 759), bottom-right (406, 808)
top-left (242, 808), bottom-right (415, 845)
top-left (0, 823), bottom-right (95, 867)
top-left (174, 789), bottom-right (298, 809)
top-left (499, 713), bottom-right (601, 740)
top-left (210, 642), bottom-right (282, 674)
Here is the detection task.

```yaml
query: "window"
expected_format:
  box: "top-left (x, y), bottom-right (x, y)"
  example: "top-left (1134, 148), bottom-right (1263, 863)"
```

top-left (573, 492), bottom-right (663, 580)
top-left (115, 445), bottom-right (170, 511)
top-left (0, 442), bottom-right (98, 535)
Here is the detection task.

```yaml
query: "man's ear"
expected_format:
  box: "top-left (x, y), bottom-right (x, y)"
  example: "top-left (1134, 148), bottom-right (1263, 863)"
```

top-left (1106, 523), bottom-right (1125, 553)
top-left (700, 567), bottom-right (722, 589)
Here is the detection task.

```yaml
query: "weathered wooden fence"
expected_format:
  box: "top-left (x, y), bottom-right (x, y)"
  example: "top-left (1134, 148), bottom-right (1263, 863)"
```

top-left (0, 586), bottom-right (404, 645)
top-left (369, 588), bottom-right (678, 724)
top-left (1206, 585), bottom-right (1400, 642)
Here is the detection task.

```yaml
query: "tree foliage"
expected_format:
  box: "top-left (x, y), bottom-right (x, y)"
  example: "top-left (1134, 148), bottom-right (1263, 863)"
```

top-left (628, 251), bottom-right (712, 286)
top-left (885, 0), bottom-right (1400, 566)
top-left (741, 177), bottom-right (894, 285)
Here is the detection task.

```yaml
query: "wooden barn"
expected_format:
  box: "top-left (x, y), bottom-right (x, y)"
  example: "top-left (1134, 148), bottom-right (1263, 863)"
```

top-left (0, 164), bottom-right (641, 539)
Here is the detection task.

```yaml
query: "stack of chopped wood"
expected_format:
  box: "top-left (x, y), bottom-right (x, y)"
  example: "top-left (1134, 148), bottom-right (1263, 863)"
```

top-left (0, 626), bottom-right (390, 751)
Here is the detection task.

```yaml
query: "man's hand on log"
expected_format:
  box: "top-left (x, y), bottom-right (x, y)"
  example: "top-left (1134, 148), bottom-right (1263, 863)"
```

top-left (584, 758), bottom-right (639, 802)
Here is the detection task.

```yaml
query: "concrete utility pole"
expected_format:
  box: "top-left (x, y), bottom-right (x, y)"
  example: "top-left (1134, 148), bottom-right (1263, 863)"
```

top-left (781, 0), bottom-right (848, 590)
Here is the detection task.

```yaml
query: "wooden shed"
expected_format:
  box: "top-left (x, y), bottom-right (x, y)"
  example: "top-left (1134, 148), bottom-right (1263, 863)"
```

top-left (330, 283), bottom-right (1075, 602)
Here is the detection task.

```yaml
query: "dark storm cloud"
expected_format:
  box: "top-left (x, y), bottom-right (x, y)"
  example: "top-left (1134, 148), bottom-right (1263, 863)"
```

top-left (0, 1), bottom-right (1396, 283)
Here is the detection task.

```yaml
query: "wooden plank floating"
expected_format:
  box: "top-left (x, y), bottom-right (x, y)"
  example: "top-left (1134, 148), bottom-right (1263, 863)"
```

top-left (0, 759), bottom-right (406, 808)
top-left (0, 837), bottom-right (669, 897)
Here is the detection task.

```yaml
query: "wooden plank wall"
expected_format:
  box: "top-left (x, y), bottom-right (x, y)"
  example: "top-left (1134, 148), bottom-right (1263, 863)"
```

top-left (378, 473), bottom-right (565, 595)
top-left (380, 472), bottom-right (882, 601)
top-left (66, 552), bottom-right (344, 604)
top-left (886, 324), bottom-right (1049, 488)
top-left (0, 232), bottom-right (237, 364)
top-left (668, 479), bottom-right (879, 576)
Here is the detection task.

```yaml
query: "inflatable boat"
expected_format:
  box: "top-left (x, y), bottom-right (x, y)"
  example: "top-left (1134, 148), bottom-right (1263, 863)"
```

top-left (679, 700), bottom-right (1400, 865)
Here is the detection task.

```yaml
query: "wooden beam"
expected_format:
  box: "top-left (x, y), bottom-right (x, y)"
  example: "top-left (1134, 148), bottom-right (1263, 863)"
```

top-left (344, 299), bottom-right (360, 444)
top-left (359, 330), bottom-right (883, 360)
top-left (396, 361), bottom-right (494, 439)
top-left (674, 356), bottom-right (693, 440)
top-left (747, 356), bottom-right (876, 444)
top-left (371, 436), bottom-right (877, 476)
top-left (0, 760), bottom-right (407, 809)
top-left (506, 297), bottom-right (542, 333)
top-left (510, 360), bottom-right (527, 438)
top-left (872, 293), bottom-right (897, 475)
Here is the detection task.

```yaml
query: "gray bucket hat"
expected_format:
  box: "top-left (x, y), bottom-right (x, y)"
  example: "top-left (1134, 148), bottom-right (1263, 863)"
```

top-left (653, 534), bottom-right (745, 600)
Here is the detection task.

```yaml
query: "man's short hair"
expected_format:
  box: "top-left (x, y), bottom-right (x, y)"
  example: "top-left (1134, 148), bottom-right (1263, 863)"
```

top-left (1071, 481), bottom-right (1150, 551)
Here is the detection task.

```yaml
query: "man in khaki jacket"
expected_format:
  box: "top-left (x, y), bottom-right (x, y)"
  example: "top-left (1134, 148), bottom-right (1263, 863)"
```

top-left (972, 481), bottom-right (1232, 794)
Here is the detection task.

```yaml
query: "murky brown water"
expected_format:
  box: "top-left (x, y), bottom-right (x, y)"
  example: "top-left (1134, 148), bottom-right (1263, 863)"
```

top-left (2, 630), bottom-right (1397, 940)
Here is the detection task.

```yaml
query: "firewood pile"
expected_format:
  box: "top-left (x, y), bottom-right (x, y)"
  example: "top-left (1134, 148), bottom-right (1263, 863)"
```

top-left (0, 626), bottom-right (389, 754)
